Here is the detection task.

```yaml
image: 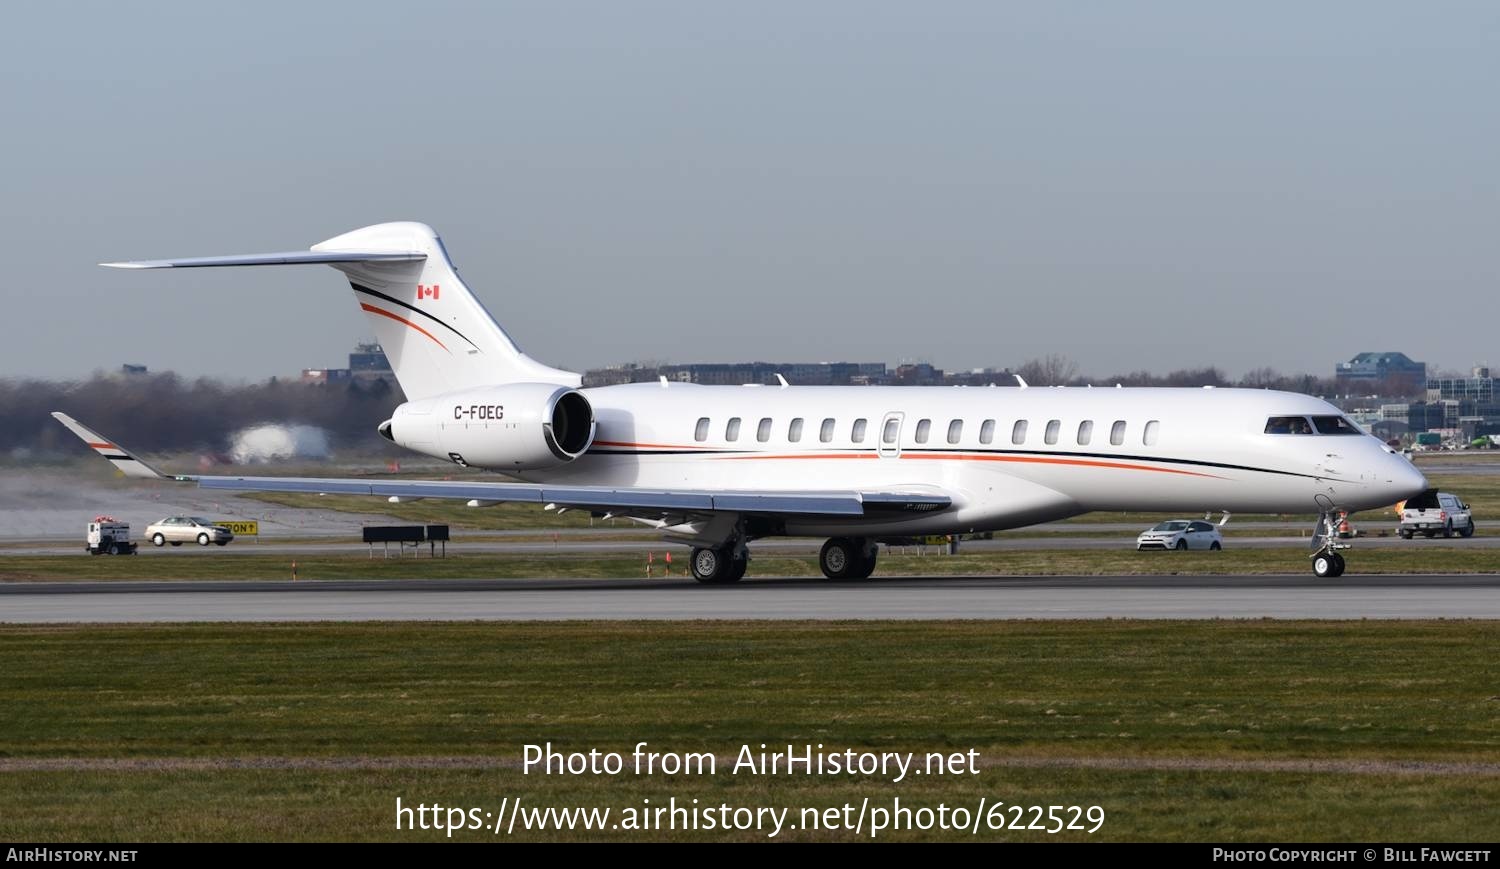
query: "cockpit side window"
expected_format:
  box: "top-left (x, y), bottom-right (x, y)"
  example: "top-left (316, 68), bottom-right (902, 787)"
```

top-left (1311, 415), bottom-right (1360, 435)
top-left (1264, 416), bottom-right (1313, 435)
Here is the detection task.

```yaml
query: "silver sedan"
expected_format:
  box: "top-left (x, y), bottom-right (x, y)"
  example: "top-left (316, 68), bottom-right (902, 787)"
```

top-left (144, 516), bottom-right (234, 547)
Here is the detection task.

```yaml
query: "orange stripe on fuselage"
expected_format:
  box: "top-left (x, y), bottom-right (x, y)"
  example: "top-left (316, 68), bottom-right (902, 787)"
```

top-left (592, 440), bottom-right (717, 451)
top-left (589, 445), bottom-right (1223, 479)
top-left (359, 303), bottom-right (448, 351)
top-left (715, 451), bottom-right (1222, 478)
top-left (902, 452), bottom-right (1220, 478)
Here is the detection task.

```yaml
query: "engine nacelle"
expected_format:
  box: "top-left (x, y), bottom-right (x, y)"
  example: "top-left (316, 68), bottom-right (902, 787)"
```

top-left (380, 383), bottom-right (595, 471)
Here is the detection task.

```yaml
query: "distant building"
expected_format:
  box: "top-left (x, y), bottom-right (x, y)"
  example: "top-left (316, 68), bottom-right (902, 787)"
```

top-left (1335, 352), bottom-right (1425, 396)
top-left (1420, 366), bottom-right (1500, 435)
top-left (300, 368), bottom-right (352, 385)
top-left (348, 343), bottom-right (394, 383)
top-left (120, 363), bottom-right (148, 376)
top-left (582, 361), bottom-right (890, 388)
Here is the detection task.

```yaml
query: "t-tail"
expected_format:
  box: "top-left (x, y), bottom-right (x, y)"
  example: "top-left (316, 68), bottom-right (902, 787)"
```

top-left (102, 222), bottom-right (579, 399)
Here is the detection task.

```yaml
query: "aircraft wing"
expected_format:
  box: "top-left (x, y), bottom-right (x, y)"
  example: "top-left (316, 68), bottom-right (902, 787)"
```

top-left (51, 413), bottom-right (951, 521)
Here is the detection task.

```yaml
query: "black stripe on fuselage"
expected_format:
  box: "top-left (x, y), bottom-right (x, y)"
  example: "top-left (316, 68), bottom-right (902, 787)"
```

top-left (585, 445), bottom-right (1323, 480)
top-left (350, 282), bottom-right (478, 350)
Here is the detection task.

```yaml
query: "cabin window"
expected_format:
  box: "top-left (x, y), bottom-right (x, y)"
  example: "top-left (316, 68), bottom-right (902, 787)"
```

top-left (694, 417), bottom-right (710, 442)
top-left (1045, 419), bottom-right (1060, 445)
top-left (1077, 420), bottom-right (1093, 445)
top-left (820, 418), bottom-right (835, 443)
top-left (947, 419), bottom-right (963, 444)
top-left (725, 417), bottom-right (741, 441)
top-left (788, 418), bottom-right (804, 442)
top-left (1264, 416), bottom-right (1313, 435)
top-left (1012, 420), bottom-right (1028, 445)
top-left (1311, 415), bottom-right (1361, 435)
top-left (882, 418), bottom-right (899, 444)
top-left (1143, 420), bottom-right (1160, 445)
top-left (851, 418), bottom-right (868, 443)
top-left (1110, 420), bottom-right (1126, 445)
top-left (757, 417), bottom-right (772, 442)
top-left (980, 419), bottom-right (996, 444)
top-left (915, 419), bottom-right (931, 444)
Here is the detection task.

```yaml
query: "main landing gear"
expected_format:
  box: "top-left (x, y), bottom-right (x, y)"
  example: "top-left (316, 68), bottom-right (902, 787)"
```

top-left (818, 537), bottom-right (878, 580)
top-left (689, 535), bottom-right (880, 583)
top-left (1310, 511), bottom-right (1350, 578)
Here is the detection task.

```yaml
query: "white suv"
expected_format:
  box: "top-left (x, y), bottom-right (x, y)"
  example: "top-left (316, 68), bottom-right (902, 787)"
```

top-left (1137, 520), bottom-right (1224, 551)
top-left (145, 516), bottom-right (234, 547)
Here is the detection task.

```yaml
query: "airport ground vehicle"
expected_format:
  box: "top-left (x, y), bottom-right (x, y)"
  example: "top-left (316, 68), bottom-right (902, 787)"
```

top-left (85, 517), bottom-right (137, 555)
top-left (1398, 491), bottom-right (1474, 539)
top-left (144, 516), bottom-right (235, 547)
top-left (1136, 519), bottom-right (1223, 551)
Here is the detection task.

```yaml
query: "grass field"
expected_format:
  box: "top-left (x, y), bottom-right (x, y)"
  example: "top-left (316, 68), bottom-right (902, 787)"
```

top-left (1, 621), bottom-right (1497, 841)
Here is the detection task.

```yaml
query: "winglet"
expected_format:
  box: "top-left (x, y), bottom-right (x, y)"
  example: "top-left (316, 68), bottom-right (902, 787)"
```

top-left (50, 412), bottom-right (183, 480)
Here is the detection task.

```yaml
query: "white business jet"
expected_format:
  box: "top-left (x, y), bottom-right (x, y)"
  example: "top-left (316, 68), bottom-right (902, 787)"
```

top-left (55, 222), bottom-right (1427, 581)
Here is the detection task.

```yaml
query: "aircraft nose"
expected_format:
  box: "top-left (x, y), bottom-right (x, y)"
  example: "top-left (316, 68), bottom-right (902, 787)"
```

top-left (1385, 453), bottom-right (1429, 501)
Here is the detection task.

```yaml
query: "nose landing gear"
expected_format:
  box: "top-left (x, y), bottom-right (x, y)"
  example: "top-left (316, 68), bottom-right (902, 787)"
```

top-left (1310, 511), bottom-right (1350, 578)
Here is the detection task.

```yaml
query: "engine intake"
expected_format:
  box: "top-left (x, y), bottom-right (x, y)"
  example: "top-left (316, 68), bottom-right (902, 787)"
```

top-left (384, 383), bottom-right (596, 471)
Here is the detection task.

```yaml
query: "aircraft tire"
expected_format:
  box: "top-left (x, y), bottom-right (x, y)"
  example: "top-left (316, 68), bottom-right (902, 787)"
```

top-left (819, 538), bottom-right (858, 580)
top-left (1312, 552), bottom-right (1345, 578)
top-left (691, 546), bottom-right (734, 584)
top-left (847, 539), bottom-right (878, 579)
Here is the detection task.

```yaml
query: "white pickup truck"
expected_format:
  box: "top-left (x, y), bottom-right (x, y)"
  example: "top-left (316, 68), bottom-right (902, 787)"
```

top-left (1399, 490), bottom-right (1475, 539)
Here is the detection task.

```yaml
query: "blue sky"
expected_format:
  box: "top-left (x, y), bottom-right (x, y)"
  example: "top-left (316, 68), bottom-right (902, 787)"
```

top-left (2, 2), bottom-right (1495, 381)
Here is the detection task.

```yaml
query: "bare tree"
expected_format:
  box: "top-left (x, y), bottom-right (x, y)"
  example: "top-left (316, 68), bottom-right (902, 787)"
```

top-left (1015, 354), bottom-right (1079, 386)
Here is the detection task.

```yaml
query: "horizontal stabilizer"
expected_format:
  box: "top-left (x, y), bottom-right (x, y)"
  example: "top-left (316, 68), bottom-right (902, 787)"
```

top-left (100, 250), bottom-right (426, 269)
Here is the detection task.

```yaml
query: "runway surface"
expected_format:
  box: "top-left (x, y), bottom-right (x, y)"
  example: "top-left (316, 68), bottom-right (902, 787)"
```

top-left (4, 575), bottom-right (1498, 622)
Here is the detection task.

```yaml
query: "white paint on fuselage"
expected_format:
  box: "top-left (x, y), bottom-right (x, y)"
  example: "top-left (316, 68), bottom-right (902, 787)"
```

top-left (512, 383), bottom-right (1426, 536)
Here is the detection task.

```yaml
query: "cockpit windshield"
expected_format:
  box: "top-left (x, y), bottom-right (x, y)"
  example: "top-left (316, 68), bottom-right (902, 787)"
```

top-left (1265, 415), bottom-right (1361, 435)
top-left (1264, 416), bottom-right (1313, 435)
top-left (1310, 415), bottom-right (1360, 435)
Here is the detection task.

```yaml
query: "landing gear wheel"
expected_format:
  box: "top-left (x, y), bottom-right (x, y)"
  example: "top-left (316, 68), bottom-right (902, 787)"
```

top-left (848, 540), bottom-right (878, 579)
top-left (1312, 552), bottom-right (1346, 578)
top-left (197, 533), bottom-right (211, 546)
top-left (727, 554), bottom-right (748, 582)
top-left (691, 547), bottom-right (727, 584)
top-left (819, 537), bottom-right (859, 580)
top-left (152, 533), bottom-right (166, 547)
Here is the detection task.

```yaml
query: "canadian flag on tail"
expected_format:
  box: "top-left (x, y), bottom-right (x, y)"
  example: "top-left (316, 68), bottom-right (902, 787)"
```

top-left (417, 284), bottom-right (440, 300)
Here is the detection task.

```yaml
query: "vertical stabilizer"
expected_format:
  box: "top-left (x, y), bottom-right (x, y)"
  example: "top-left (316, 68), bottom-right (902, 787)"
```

top-left (313, 222), bottom-right (580, 399)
